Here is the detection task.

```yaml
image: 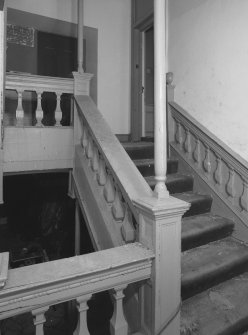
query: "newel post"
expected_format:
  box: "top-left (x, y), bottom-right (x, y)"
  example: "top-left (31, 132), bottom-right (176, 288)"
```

top-left (134, 196), bottom-right (190, 335)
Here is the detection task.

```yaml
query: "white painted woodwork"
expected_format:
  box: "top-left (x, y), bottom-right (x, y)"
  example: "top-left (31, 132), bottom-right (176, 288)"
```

top-left (134, 196), bottom-right (190, 335)
top-left (73, 95), bottom-right (152, 248)
top-left (153, 0), bottom-right (169, 199)
top-left (0, 252), bottom-right (9, 289)
top-left (3, 127), bottom-right (73, 173)
top-left (77, 0), bottom-right (84, 73)
top-left (110, 286), bottom-right (128, 335)
top-left (32, 306), bottom-right (49, 335)
top-left (75, 200), bottom-right (81, 256)
top-left (5, 73), bottom-right (74, 127)
top-left (55, 92), bottom-right (62, 126)
top-left (75, 295), bottom-right (92, 335)
top-left (169, 100), bottom-right (248, 232)
top-left (0, 243), bottom-right (153, 321)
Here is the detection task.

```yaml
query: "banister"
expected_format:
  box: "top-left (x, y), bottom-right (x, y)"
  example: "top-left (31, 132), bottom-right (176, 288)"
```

top-left (0, 243), bottom-right (153, 320)
top-left (74, 95), bottom-right (152, 232)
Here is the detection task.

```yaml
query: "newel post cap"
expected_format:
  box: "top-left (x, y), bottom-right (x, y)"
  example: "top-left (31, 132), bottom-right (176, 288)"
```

top-left (133, 195), bottom-right (190, 221)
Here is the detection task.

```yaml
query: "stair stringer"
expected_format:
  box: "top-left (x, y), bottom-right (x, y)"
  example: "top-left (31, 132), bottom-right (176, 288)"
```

top-left (170, 145), bottom-right (248, 243)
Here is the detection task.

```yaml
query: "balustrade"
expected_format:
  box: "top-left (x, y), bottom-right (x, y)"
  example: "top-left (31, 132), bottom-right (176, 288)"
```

top-left (169, 100), bottom-right (248, 227)
top-left (0, 243), bottom-right (153, 335)
top-left (5, 73), bottom-right (74, 127)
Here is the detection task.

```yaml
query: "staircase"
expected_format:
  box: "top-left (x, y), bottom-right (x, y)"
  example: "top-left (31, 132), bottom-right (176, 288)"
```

top-left (123, 141), bottom-right (248, 335)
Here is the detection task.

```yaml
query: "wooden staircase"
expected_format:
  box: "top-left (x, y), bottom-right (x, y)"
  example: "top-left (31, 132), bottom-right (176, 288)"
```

top-left (123, 141), bottom-right (248, 335)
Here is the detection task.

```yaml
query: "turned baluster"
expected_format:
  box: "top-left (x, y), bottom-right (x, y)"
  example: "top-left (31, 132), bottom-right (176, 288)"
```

top-left (35, 90), bottom-right (44, 126)
top-left (91, 146), bottom-right (100, 172)
top-left (81, 126), bottom-right (88, 149)
top-left (75, 295), bottom-right (92, 335)
top-left (97, 156), bottom-right (107, 186)
top-left (103, 173), bottom-right (115, 203)
top-left (121, 205), bottom-right (135, 242)
top-left (184, 128), bottom-right (191, 155)
top-left (112, 187), bottom-right (125, 221)
top-left (203, 146), bottom-right (211, 178)
top-left (214, 156), bottom-right (222, 189)
top-left (86, 136), bottom-right (94, 160)
top-left (193, 137), bottom-right (200, 166)
top-left (226, 166), bottom-right (235, 202)
top-left (16, 89), bottom-right (24, 126)
top-left (175, 120), bottom-right (183, 149)
top-left (110, 286), bottom-right (128, 335)
top-left (240, 178), bottom-right (248, 212)
top-left (55, 92), bottom-right (62, 126)
top-left (32, 306), bottom-right (49, 335)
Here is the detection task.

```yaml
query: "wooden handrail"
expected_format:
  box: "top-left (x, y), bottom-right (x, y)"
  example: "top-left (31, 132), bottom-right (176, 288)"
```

top-left (0, 243), bottom-right (153, 322)
top-left (73, 95), bottom-right (152, 245)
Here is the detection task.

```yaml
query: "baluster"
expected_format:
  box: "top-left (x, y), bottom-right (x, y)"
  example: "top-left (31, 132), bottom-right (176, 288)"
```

top-left (193, 137), bottom-right (200, 165)
top-left (81, 126), bottom-right (88, 150)
top-left (110, 286), bottom-right (128, 335)
top-left (91, 146), bottom-right (99, 172)
top-left (184, 128), bottom-right (191, 155)
top-left (175, 120), bottom-right (183, 149)
top-left (203, 145), bottom-right (211, 178)
top-left (86, 137), bottom-right (94, 159)
top-left (35, 90), bottom-right (44, 126)
top-left (214, 156), bottom-right (222, 188)
top-left (112, 187), bottom-right (125, 221)
top-left (16, 89), bottom-right (24, 126)
top-left (75, 295), bottom-right (92, 335)
top-left (240, 178), bottom-right (248, 212)
top-left (97, 156), bottom-right (107, 186)
top-left (226, 166), bottom-right (235, 202)
top-left (103, 173), bottom-right (115, 203)
top-left (121, 206), bottom-right (135, 242)
top-left (32, 306), bottom-right (49, 335)
top-left (55, 92), bottom-right (62, 126)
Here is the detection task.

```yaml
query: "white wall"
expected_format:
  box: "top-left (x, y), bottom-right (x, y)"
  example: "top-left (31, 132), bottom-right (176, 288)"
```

top-left (169, 0), bottom-right (248, 160)
top-left (7, 0), bottom-right (131, 134)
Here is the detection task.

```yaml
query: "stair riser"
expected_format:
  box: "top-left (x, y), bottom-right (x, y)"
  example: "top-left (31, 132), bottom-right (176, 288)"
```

top-left (148, 178), bottom-right (194, 194)
top-left (136, 160), bottom-right (178, 177)
top-left (182, 227), bottom-right (233, 252)
top-left (182, 258), bottom-right (248, 301)
top-left (125, 147), bottom-right (154, 160)
top-left (182, 198), bottom-right (212, 217)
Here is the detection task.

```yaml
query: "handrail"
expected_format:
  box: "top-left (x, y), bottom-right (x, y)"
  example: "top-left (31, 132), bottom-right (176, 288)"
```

top-left (73, 95), bottom-right (152, 245)
top-left (5, 72), bottom-right (74, 127)
top-left (0, 243), bottom-right (153, 333)
top-left (169, 100), bottom-right (248, 226)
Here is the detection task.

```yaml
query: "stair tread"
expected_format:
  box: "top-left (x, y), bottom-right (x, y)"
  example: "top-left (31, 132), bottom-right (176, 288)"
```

top-left (182, 214), bottom-right (234, 251)
top-left (182, 237), bottom-right (248, 299)
top-left (173, 192), bottom-right (212, 217)
top-left (181, 272), bottom-right (248, 335)
top-left (146, 173), bottom-right (194, 194)
top-left (133, 158), bottom-right (177, 166)
top-left (122, 141), bottom-right (154, 149)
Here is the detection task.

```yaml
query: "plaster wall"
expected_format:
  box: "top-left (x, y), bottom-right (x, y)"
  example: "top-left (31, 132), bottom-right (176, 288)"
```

top-left (169, 0), bottom-right (248, 160)
top-left (7, 0), bottom-right (131, 134)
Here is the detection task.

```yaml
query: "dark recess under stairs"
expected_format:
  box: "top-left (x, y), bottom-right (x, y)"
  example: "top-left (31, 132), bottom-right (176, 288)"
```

top-left (123, 141), bottom-right (248, 335)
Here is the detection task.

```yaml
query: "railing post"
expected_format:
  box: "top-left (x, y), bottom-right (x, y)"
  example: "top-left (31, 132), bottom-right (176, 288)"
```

top-left (153, 0), bottom-right (169, 199)
top-left (32, 306), bottom-right (49, 335)
top-left (16, 89), bottom-right (24, 126)
top-left (110, 285), bottom-right (128, 335)
top-left (55, 92), bottom-right (62, 126)
top-left (134, 196), bottom-right (190, 335)
top-left (75, 294), bottom-right (92, 335)
top-left (35, 90), bottom-right (43, 126)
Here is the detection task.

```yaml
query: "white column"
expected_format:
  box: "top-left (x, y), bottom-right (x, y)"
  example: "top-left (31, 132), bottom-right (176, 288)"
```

top-left (77, 0), bottom-right (84, 73)
top-left (154, 0), bottom-right (169, 199)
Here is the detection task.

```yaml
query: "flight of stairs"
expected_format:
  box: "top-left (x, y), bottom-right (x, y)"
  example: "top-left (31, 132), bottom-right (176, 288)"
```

top-left (123, 141), bottom-right (248, 335)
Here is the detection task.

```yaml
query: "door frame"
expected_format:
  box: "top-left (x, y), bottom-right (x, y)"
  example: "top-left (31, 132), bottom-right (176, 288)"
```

top-left (131, 10), bottom-right (153, 141)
